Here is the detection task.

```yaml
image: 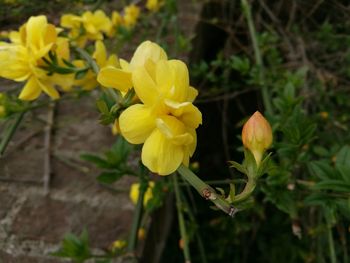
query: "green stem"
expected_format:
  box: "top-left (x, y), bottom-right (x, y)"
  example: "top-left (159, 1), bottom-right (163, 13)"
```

top-left (127, 180), bottom-right (147, 254)
top-left (327, 224), bottom-right (337, 263)
top-left (177, 165), bottom-right (237, 217)
top-left (173, 175), bottom-right (191, 263)
top-left (104, 88), bottom-right (120, 102)
top-left (232, 176), bottom-right (256, 204)
top-left (241, 0), bottom-right (273, 115)
top-left (74, 47), bottom-right (99, 74)
top-left (0, 112), bottom-right (25, 157)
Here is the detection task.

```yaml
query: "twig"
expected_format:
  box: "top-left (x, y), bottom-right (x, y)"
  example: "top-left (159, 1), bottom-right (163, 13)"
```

top-left (43, 102), bottom-right (55, 195)
top-left (173, 175), bottom-right (191, 263)
top-left (127, 177), bottom-right (147, 255)
top-left (241, 0), bottom-right (273, 114)
top-left (4, 128), bottom-right (44, 157)
top-left (177, 165), bottom-right (237, 217)
top-left (195, 88), bottom-right (256, 104)
top-left (0, 112), bottom-right (25, 157)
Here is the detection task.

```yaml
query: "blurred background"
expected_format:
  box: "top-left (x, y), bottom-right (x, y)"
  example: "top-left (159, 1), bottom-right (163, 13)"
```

top-left (0, 0), bottom-right (350, 262)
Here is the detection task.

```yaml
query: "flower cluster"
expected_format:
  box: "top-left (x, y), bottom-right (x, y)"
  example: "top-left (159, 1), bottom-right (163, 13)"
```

top-left (60, 5), bottom-right (141, 47)
top-left (0, 16), bottom-right (70, 100)
top-left (97, 41), bottom-right (202, 175)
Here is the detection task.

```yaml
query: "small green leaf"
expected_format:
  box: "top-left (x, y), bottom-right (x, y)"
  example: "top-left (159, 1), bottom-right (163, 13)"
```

top-left (97, 171), bottom-right (125, 184)
top-left (313, 180), bottom-right (350, 193)
top-left (80, 154), bottom-right (111, 169)
top-left (52, 229), bottom-right (91, 262)
top-left (215, 187), bottom-right (225, 196)
top-left (96, 100), bottom-right (109, 114)
top-left (75, 69), bottom-right (88, 80)
top-left (228, 161), bottom-right (247, 174)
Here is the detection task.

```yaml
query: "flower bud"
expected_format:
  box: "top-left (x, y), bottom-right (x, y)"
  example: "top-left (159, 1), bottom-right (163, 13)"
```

top-left (242, 111), bottom-right (272, 165)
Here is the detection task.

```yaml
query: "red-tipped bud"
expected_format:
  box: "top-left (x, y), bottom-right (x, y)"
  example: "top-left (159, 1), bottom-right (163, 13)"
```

top-left (242, 111), bottom-right (273, 165)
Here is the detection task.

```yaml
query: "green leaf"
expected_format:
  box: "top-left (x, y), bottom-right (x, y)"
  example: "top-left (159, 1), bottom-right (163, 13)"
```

top-left (110, 137), bottom-right (131, 165)
top-left (335, 145), bottom-right (350, 182)
top-left (228, 161), bottom-right (247, 174)
top-left (307, 161), bottom-right (335, 180)
top-left (75, 69), bottom-right (88, 80)
top-left (80, 154), bottom-right (111, 169)
top-left (52, 229), bottom-right (91, 262)
top-left (313, 180), bottom-right (350, 192)
top-left (215, 187), bottom-right (225, 196)
top-left (97, 171), bottom-right (125, 184)
top-left (96, 100), bottom-right (109, 114)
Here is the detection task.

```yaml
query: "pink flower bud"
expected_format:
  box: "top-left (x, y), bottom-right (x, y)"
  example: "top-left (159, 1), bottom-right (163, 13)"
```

top-left (242, 111), bottom-right (273, 165)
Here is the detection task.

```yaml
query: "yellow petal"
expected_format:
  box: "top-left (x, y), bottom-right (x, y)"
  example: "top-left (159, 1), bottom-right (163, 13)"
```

top-left (60, 14), bottom-right (81, 28)
top-left (26, 16), bottom-right (48, 48)
top-left (188, 86), bottom-right (199, 102)
top-left (119, 104), bottom-right (156, 144)
top-left (142, 129), bottom-right (184, 175)
top-left (18, 76), bottom-right (42, 101)
top-left (132, 66), bottom-right (158, 105)
top-left (97, 66), bottom-right (132, 92)
top-left (164, 100), bottom-right (202, 129)
top-left (93, 40), bottom-right (107, 67)
top-left (168, 60), bottom-right (189, 102)
top-left (130, 40), bottom-right (167, 69)
top-left (106, 55), bottom-right (119, 67)
top-left (38, 79), bottom-right (60, 99)
top-left (119, 59), bottom-right (130, 71)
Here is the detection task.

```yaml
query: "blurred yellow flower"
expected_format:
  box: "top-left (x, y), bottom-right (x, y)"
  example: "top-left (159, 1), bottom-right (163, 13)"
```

top-left (97, 40), bottom-right (167, 92)
top-left (0, 16), bottom-right (65, 100)
top-left (73, 40), bottom-right (119, 91)
top-left (119, 59), bottom-right (201, 175)
top-left (129, 181), bottom-right (155, 206)
top-left (123, 4), bottom-right (140, 28)
top-left (61, 10), bottom-right (112, 47)
top-left (146, 0), bottom-right (163, 12)
top-left (111, 240), bottom-right (126, 250)
top-left (242, 111), bottom-right (273, 165)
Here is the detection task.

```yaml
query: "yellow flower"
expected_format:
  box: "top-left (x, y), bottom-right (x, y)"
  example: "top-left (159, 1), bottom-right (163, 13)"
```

top-left (61, 10), bottom-right (112, 47)
top-left (138, 228), bottom-right (146, 240)
top-left (123, 4), bottom-right (140, 28)
top-left (107, 11), bottom-right (123, 37)
top-left (119, 59), bottom-right (201, 175)
top-left (242, 111), bottom-right (273, 165)
top-left (0, 16), bottom-right (61, 100)
top-left (146, 0), bottom-right (163, 12)
top-left (129, 181), bottom-right (155, 206)
top-left (97, 40), bottom-right (167, 92)
top-left (111, 240), bottom-right (126, 250)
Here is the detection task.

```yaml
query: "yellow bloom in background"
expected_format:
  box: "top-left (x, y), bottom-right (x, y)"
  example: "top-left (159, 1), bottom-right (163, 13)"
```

top-left (107, 11), bottom-right (123, 37)
top-left (0, 16), bottom-right (62, 100)
top-left (97, 40), bottom-right (167, 92)
top-left (61, 10), bottom-right (112, 47)
top-left (111, 239), bottom-right (126, 250)
top-left (242, 111), bottom-right (273, 166)
top-left (119, 58), bottom-right (202, 175)
top-left (122, 4), bottom-right (140, 28)
top-left (146, 0), bottom-right (163, 12)
top-left (75, 40), bottom-right (119, 91)
top-left (129, 181), bottom-right (155, 206)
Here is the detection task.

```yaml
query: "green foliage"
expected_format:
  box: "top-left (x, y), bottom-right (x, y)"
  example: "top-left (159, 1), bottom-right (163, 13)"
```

top-left (52, 229), bottom-right (91, 263)
top-left (81, 136), bottom-right (133, 184)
